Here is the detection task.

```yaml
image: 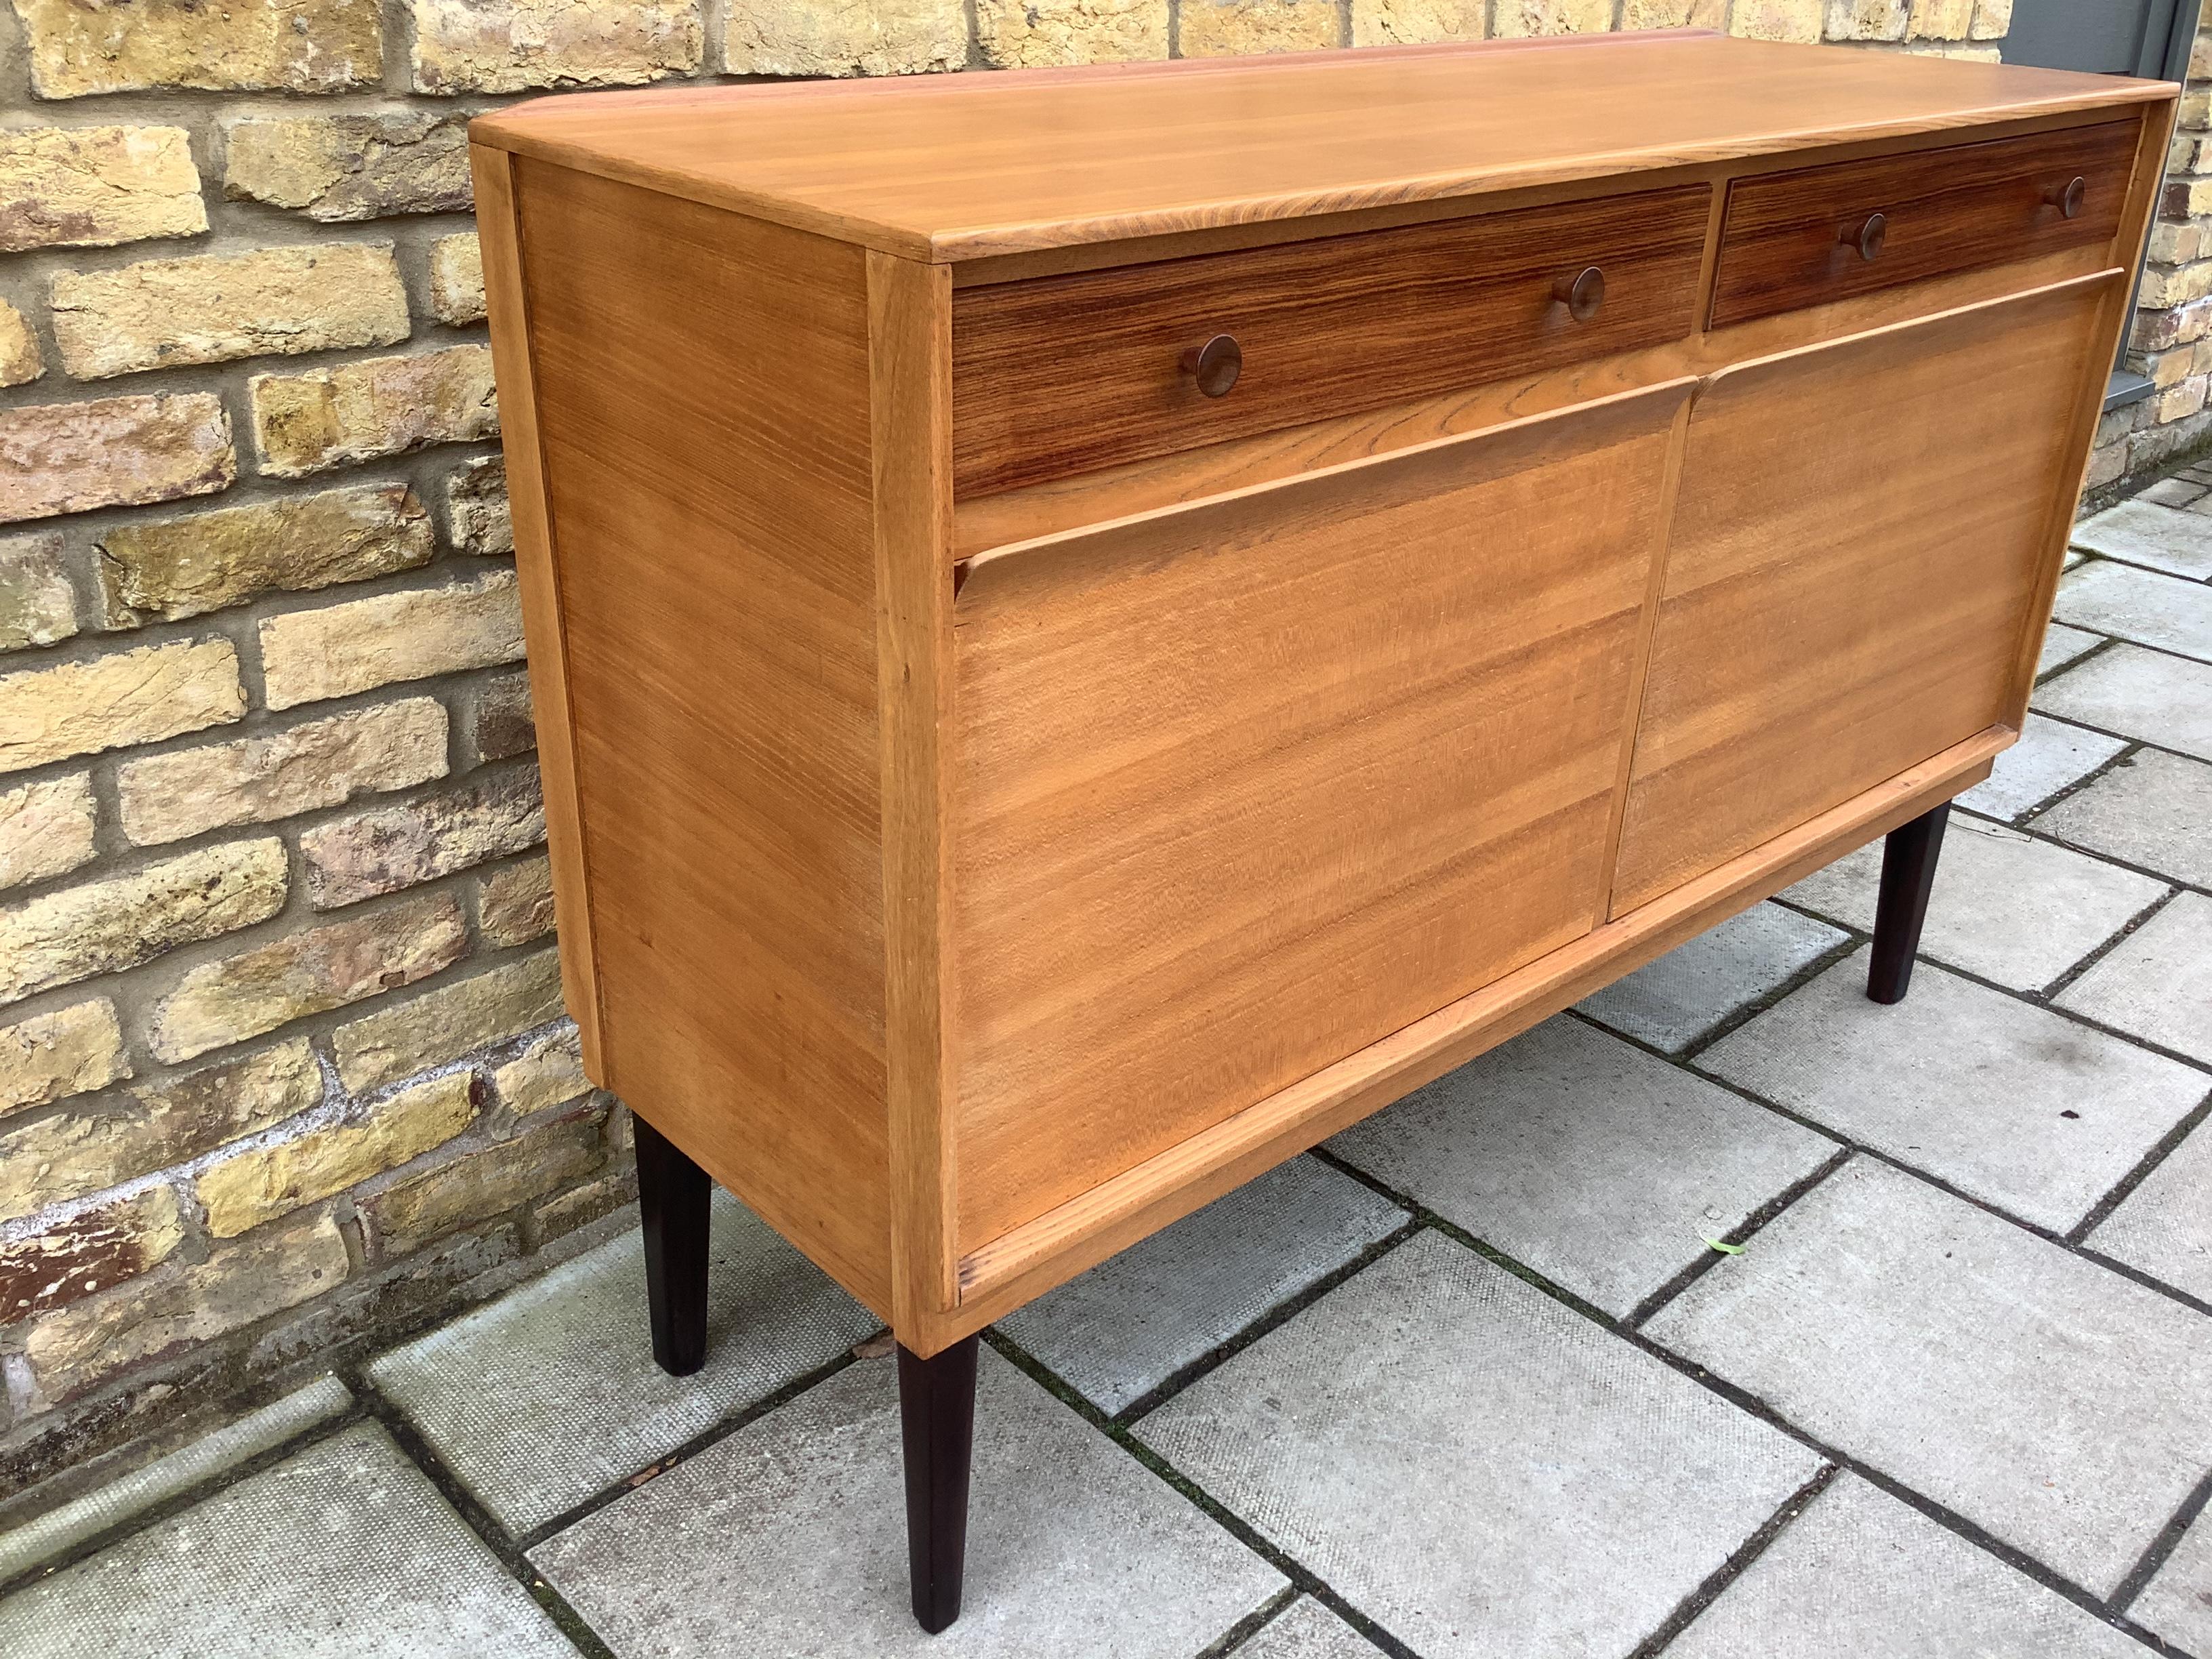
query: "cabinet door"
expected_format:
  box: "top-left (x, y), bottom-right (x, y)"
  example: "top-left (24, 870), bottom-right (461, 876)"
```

top-left (947, 382), bottom-right (1692, 1254)
top-left (1611, 273), bottom-right (2120, 916)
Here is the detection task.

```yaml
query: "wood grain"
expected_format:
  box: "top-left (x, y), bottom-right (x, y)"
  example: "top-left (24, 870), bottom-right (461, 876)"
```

top-left (470, 144), bottom-right (606, 1079)
top-left (470, 35), bottom-right (2166, 262)
top-left (869, 250), bottom-right (965, 1349)
top-left (951, 241), bottom-right (2112, 560)
top-left (951, 186), bottom-right (1709, 497)
top-left (1610, 271), bottom-right (2120, 916)
top-left (513, 161), bottom-right (895, 1315)
top-left (948, 382), bottom-right (1692, 1253)
top-left (1710, 118), bottom-right (2135, 327)
top-left (951, 726), bottom-right (2006, 1324)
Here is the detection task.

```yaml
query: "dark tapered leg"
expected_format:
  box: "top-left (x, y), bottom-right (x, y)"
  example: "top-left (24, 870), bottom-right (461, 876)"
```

top-left (1868, 802), bottom-right (1952, 1006)
top-left (899, 1336), bottom-right (979, 1635)
top-left (634, 1113), bottom-right (711, 1376)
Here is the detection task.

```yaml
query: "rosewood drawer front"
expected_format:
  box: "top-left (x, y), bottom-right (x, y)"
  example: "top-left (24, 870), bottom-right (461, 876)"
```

top-left (946, 380), bottom-right (1694, 1254)
top-left (1611, 271), bottom-right (2121, 914)
top-left (1710, 121), bottom-right (2136, 329)
top-left (950, 186), bottom-right (1711, 499)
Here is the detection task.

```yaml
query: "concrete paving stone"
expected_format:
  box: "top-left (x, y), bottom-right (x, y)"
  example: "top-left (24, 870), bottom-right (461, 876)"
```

top-left (1779, 817), bottom-right (2165, 992)
top-left (1645, 1159), bottom-right (2212, 1597)
top-left (1668, 1472), bottom-right (2148, 1659)
top-left (1138, 1231), bottom-right (1822, 1659)
top-left (2071, 499), bottom-right (2212, 579)
top-left (998, 1155), bottom-right (1406, 1416)
top-left (2131, 1498), bottom-right (2212, 1655)
top-left (1954, 713), bottom-right (2126, 821)
top-left (1576, 901), bottom-right (1847, 1053)
top-left (2131, 478), bottom-right (2206, 510)
top-left (2036, 643), bottom-right (2212, 760)
top-left (2087, 1120), bottom-right (2212, 1307)
top-left (2053, 561), bottom-right (2212, 663)
top-left (1701, 953), bottom-right (2204, 1233)
top-left (530, 1348), bottom-right (1282, 1658)
top-left (1239, 1597), bottom-right (1386, 1658)
top-left (2036, 748), bottom-right (2212, 888)
top-left (0, 1421), bottom-right (577, 1659)
top-left (2057, 891), bottom-right (2212, 1063)
top-left (2036, 623), bottom-right (2106, 679)
top-left (0, 1375), bottom-right (352, 1582)
top-left (370, 1188), bottom-right (877, 1535)
top-left (1330, 1016), bottom-right (1838, 1317)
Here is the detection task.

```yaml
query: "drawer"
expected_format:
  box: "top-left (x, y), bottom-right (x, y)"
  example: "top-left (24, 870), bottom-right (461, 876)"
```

top-left (947, 380), bottom-right (1694, 1252)
top-left (1709, 120), bottom-right (2137, 329)
top-left (950, 186), bottom-right (1711, 498)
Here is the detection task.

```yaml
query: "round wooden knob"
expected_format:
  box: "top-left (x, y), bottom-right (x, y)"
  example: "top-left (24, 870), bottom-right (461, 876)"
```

top-left (2047, 176), bottom-right (2087, 220)
top-left (1842, 212), bottom-right (1887, 263)
top-left (1553, 266), bottom-right (1605, 323)
top-left (1180, 333), bottom-right (1242, 398)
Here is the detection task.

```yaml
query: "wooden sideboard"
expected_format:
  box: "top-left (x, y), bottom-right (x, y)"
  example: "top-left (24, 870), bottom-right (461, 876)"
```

top-left (470, 34), bottom-right (2172, 1630)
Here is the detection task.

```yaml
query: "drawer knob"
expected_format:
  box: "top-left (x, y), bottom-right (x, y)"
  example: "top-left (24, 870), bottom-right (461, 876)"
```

top-left (1841, 212), bottom-right (1887, 264)
top-left (1553, 265), bottom-right (1606, 323)
top-left (1180, 333), bottom-right (1243, 398)
top-left (2047, 176), bottom-right (2088, 220)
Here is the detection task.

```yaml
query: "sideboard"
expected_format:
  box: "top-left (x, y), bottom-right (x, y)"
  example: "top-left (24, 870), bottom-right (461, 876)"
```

top-left (469, 34), bottom-right (2172, 1631)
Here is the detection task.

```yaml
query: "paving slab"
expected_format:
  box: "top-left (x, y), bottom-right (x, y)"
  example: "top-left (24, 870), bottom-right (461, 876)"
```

top-left (2057, 892), bottom-right (2212, 1063)
top-left (0, 1421), bottom-right (576, 1659)
top-left (2036, 748), bottom-right (2212, 887)
top-left (1240, 1597), bottom-right (1386, 1658)
top-left (1576, 901), bottom-right (1847, 1052)
top-left (2135, 478), bottom-right (2206, 509)
top-left (1138, 1231), bottom-right (1822, 1658)
top-left (1668, 1472), bottom-right (2147, 1659)
top-left (530, 1349), bottom-right (1282, 1658)
top-left (0, 1375), bottom-right (352, 1582)
top-left (2036, 642), bottom-right (2212, 760)
top-left (1954, 713), bottom-right (2127, 822)
top-left (1645, 1159), bottom-right (2212, 1597)
top-left (2130, 1500), bottom-right (2212, 1656)
top-left (1329, 1016), bottom-right (1837, 1317)
top-left (1780, 817), bottom-right (2162, 992)
top-left (2036, 623), bottom-right (2106, 680)
top-left (2086, 1120), bottom-right (2212, 1307)
top-left (2053, 561), bottom-right (2212, 663)
top-left (998, 1155), bottom-right (1406, 1416)
top-left (2070, 499), bottom-right (2212, 579)
top-left (1700, 954), bottom-right (2204, 1233)
top-left (370, 1188), bottom-right (877, 1536)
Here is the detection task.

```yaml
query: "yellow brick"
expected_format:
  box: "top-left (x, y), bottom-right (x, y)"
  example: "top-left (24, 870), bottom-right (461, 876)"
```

top-left (415, 0), bottom-right (703, 90)
top-left (0, 302), bottom-right (41, 388)
top-left (258, 571), bottom-right (525, 710)
top-left (1492, 0), bottom-right (1609, 35)
top-left (1181, 0), bottom-right (1342, 55)
top-left (0, 637), bottom-right (242, 776)
top-left (976, 0), bottom-right (1167, 66)
top-left (16, 0), bottom-right (380, 98)
top-left (249, 346), bottom-right (496, 478)
top-left (1352, 0), bottom-right (1486, 46)
top-left (0, 393), bottom-right (234, 525)
top-left (0, 126), bottom-right (206, 252)
top-left (52, 245), bottom-right (409, 381)
top-left (199, 1071), bottom-right (478, 1237)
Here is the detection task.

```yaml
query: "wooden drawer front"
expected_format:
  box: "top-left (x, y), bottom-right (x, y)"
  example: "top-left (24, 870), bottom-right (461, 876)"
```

top-left (947, 382), bottom-right (1692, 1254)
top-left (951, 186), bottom-right (1710, 498)
top-left (1710, 120), bottom-right (2136, 329)
top-left (1612, 274), bottom-right (2118, 915)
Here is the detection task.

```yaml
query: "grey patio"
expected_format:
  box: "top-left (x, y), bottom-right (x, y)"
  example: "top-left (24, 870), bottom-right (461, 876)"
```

top-left (2, 478), bottom-right (2208, 1658)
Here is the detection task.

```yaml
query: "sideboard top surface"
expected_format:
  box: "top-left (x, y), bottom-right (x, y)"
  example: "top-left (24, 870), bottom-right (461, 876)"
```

top-left (470, 33), bottom-right (2167, 262)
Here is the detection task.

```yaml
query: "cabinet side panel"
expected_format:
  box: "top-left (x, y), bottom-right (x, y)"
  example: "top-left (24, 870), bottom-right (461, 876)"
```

top-left (512, 161), bottom-right (893, 1313)
top-left (472, 145), bottom-right (606, 1076)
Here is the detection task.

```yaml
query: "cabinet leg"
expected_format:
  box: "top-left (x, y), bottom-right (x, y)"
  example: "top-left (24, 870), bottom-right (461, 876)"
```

top-left (899, 1336), bottom-right (979, 1635)
top-left (634, 1113), bottom-right (711, 1377)
top-left (1868, 802), bottom-right (1951, 1006)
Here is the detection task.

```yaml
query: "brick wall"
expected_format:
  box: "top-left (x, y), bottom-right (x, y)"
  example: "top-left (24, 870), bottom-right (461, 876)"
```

top-left (0, 1), bottom-right (2013, 1497)
top-left (2090, 24), bottom-right (2212, 498)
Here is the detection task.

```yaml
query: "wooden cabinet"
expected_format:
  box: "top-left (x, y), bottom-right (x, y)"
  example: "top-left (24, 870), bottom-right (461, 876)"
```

top-left (470, 33), bottom-right (2170, 1629)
